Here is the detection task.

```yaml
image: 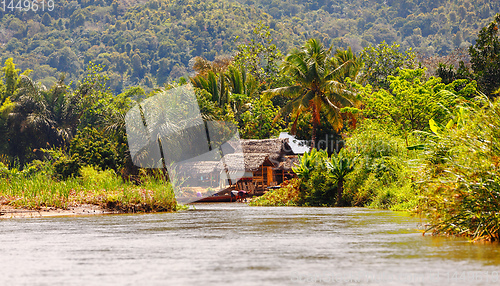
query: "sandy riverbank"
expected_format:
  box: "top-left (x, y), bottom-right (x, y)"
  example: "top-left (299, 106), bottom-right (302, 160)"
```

top-left (0, 204), bottom-right (118, 219)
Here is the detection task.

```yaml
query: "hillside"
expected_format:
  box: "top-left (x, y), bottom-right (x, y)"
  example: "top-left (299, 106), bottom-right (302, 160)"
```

top-left (0, 0), bottom-right (498, 92)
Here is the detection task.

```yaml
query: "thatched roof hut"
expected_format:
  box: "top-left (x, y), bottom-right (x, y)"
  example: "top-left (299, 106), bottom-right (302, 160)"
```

top-left (176, 138), bottom-right (298, 192)
top-left (217, 138), bottom-right (295, 172)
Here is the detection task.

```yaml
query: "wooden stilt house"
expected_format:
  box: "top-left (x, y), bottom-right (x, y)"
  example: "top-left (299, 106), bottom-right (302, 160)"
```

top-left (219, 138), bottom-right (298, 195)
top-left (179, 138), bottom-right (299, 198)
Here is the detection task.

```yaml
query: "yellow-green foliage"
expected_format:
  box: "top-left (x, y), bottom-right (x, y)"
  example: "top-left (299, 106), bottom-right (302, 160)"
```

top-left (1, 1), bottom-right (497, 91)
top-left (343, 119), bottom-right (420, 210)
top-left (0, 97), bottom-right (14, 120)
top-left (417, 95), bottom-right (500, 241)
top-left (250, 179), bottom-right (301, 206)
top-left (357, 68), bottom-right (475, 135)
top-left (0, 165), bottom-right (177, 212)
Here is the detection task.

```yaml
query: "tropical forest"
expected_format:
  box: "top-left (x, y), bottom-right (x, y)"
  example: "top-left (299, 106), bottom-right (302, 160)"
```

top-left (1, 0), bottom-right (500, 246)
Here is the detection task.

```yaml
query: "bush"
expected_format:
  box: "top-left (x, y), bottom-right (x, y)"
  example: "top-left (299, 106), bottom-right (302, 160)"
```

top-left (0, 162), bottom-right (11, 178)
top-left (51, 127), bottom-right (121, 179)
top-left (343, 119), bottom-right (419, 210)
top-left (69, 127), bottom-right (120, 171)
top-left (53, 156), bottom-right (80, 179)
top-left (417, 95), bottom-right (500, 241)
top-left (1, 160), bottom-right (53, 179)
top-left (79, 165), bottom-right (122, 190)
top-left (22, 160), bottom-right (53, 177)
top-left (297, 168), bottom-right (337, 206)
top-left (250, 178), bottom-right (301, 206)
top-left (289, 148), bottom-right (341, 206)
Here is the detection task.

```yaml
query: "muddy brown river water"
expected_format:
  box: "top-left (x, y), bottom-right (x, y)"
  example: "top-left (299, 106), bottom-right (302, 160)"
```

top-left (1, 203), bottom-right (499, 285)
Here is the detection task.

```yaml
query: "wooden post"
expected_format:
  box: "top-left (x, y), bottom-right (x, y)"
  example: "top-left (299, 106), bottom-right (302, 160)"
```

top-left (267, 166), bottom-right (273, 187)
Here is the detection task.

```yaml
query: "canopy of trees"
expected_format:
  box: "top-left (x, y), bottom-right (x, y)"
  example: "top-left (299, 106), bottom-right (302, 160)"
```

top-left (0, 0), bottom-right (498, 93)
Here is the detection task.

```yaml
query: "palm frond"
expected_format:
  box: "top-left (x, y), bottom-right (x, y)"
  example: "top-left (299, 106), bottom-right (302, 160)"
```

top-left (275, 96), bottom-right (306, 124)
top-left (262, 86), bottom-right (304, 99)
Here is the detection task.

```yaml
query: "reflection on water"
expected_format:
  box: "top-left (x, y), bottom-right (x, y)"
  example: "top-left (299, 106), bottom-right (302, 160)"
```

top-left (1, 204), bottom-right (499, 285)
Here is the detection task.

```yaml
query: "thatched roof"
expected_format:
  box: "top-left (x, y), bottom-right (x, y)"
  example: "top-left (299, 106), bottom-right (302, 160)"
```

top-left (215, 138), bottom-right (295, 172)
top-left (218, 153), bottom-right (271, 172)
top-left (178, 138), bottom-right (296, 174)
top-left (177, 160), bottom-right (220, 174)
top-left (240, 138), bottom-right (294, 160)
top-left (276, 156), bottom-right (299, 171)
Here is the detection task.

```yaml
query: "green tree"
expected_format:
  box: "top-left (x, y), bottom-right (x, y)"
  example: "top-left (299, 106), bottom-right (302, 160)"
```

top-left (5, 63), bottom-right (108, 167)
top-left (225, 65), bottom-right (258, 99)
top-left (190, 60), bottom-right (258, 111)
top-left (41, 13), bottom-right (53, 26)
top-left (190, 70), bottom-right (229, 107)
top-left (233, 23), bottom-right (284, 88)
top-left (69, 127), bottom-right (120, 171)
top-left (6, 75), bottom-right (69, 166)
top-left (1, 59), bottom-right (20, 100)
top-left (292, 111), bottom-right (344, 154)
top-left (359, 68), bottom-right (477, 141)
top-left (361, 41), bottom-right (415, 89)
top-left (469, 13), bottom-right (500, 96)
top-left (264, 39), bottom-right (361, 148)
top-left (239, 96), bottom-right (283, 139)
top-left (0, 97), bottom-right (15, 157)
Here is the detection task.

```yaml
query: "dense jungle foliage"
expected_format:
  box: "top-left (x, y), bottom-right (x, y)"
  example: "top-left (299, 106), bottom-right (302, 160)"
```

top-left (1, 1), bottom-right (499, 239)
top-left (1, 0), bottom-right (499, 92)
top-left (249, 14), bottom-right (500, 241)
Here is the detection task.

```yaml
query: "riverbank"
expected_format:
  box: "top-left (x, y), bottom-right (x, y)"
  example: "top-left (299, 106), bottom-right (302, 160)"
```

top-left (0, 195), bottom-right (179, 219)
top-left (0, 204), bottom-right (116, 219)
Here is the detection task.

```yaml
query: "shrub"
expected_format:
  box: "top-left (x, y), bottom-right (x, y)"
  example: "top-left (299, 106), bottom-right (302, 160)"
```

top-left (343, 119), bottom-right (419, 210)
top-left (297, 168), bottom-right (337, 206)
top-left (417, 95), bottom-right (500, 241)
top-left (51, 127), bottom-right (121, 179)
top-left (292, 148), bottom-right (328, 180)
top-left (70, 127), bottom-right (120, 171)
top-left (53, 156), bottom-right (80, 179)
top-left (250, 178), bottom-right (301, 206)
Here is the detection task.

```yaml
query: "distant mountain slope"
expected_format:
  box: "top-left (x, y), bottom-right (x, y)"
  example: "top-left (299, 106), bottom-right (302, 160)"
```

top-left (0, 0), bottom-right (498, 92)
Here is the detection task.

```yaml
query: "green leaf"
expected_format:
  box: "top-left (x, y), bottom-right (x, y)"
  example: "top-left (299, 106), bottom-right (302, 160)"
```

top-left (406, 144), bottom-right (426, 150)
top-left (445, 119), bottom-right (454, 130)
top-left (429, 118), bottom-right (440, 135)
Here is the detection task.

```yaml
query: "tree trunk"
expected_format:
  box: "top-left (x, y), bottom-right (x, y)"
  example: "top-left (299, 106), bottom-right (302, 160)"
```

top-left (336, 179), bottom-right (344, 207)
top-left (310, 116), bottom-right (317, 150)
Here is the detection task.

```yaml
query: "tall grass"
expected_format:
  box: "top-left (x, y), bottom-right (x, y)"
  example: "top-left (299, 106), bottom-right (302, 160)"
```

top-left (417, 96), bottom-right (500, 241)
top-left (0, 164), bottom-right (177, 212)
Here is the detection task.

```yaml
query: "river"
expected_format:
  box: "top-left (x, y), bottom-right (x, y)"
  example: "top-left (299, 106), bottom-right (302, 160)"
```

top-left (1, 204), bottom-right (499, 285)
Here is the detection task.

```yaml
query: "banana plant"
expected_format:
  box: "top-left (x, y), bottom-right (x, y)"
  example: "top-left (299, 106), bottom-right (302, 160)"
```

top-left (407, 105), bottom-right (469, 151)
top-left (325, 150), bottom-right (356, 206)
top-left (292, 148), bottom-right (327, 180)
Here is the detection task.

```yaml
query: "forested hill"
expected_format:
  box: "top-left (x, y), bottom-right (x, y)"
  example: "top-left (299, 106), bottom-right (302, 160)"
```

top-left (1, 0), bottom-right (498, 92)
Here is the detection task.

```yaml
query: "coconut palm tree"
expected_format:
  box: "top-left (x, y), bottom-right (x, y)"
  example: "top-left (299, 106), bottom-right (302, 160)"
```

top-left (264, 39), bottom-right (363, 149)
top-left (7, 76), bottom-right (66, 161)
top-left (6, 74), bottom-right (94, 166)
